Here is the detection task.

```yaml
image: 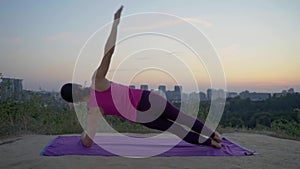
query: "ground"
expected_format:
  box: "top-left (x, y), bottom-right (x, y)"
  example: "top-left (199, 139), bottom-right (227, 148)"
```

top-left (0, 132), bottom-right (300, 169)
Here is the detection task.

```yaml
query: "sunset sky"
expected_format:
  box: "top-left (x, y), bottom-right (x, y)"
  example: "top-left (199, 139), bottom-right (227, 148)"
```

top-left (0, 0), bottom-right (299, 93)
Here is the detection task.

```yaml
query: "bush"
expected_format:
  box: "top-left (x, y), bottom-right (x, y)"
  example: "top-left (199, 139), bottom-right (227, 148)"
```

top-left (271, 119), bottom-right (300, 137)
top-left (0, 94), bottom-right (82, 136)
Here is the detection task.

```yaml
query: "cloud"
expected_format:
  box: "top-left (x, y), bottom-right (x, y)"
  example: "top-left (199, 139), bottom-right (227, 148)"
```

top-left (220, 44), bottom-right (240, 57)
top-left (123, 17), bottom-right (213, 32)
top-left (0, 37), bottom-right (22, 45)
top-left (43, 32), bottom-right (80, 44)
top-left (255, 81), bottom-right (296, 88)
top-left (123, 20), bottom-right (181, 31)
top-left (108, 68), bottom-right (138, 72)
top-left (182, 18), bottom-right (213, 28)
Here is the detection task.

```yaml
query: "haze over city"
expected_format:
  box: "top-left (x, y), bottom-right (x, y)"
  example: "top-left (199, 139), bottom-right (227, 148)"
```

top-left (0, 0), bottom-right (299, 93)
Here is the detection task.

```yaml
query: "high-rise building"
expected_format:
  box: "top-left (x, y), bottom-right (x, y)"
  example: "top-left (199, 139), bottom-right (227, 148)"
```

top-left (207, 88), bottom-right (226, 100)
top-left (199, 92), bottom-right (207, 101)
top-left (140, 84), bottom-right (149, 90)
top-left (129, 85), bottom-right (135, 89)
top-left (188, 92), bottom-right (200, 101)
top-left (226, 92), bottom-right (238, 98)
top-left (273, 88), bottom-right (295, 98)
top-left (0, 77), bottom-right (23, 99)
top-left (166, 85), bottom-right (182, 103)
top-left (288, 88), bottom-right (294, 94)
top-left (174, 85), bottom-right (182, 92)
top-left (239, 90), bottom-right (270, 101)
top-left (158, 85), bottom-right (166, 93)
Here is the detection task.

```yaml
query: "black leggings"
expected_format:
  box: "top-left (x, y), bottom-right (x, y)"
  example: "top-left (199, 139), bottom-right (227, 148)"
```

top-left (137, 91), bottom-right (215, 146)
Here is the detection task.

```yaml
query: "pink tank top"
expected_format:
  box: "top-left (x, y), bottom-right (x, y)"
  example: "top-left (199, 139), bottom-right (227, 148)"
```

top-left (88, 82), bottom-right (144, 122)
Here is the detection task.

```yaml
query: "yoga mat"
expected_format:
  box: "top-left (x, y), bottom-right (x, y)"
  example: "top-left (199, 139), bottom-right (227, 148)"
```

top-left (41, 135), bottom-right (254, 157)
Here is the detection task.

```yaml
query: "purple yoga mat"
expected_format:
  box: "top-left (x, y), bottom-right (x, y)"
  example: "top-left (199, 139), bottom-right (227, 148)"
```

top-left (41, 135), bottom-right (254, 157)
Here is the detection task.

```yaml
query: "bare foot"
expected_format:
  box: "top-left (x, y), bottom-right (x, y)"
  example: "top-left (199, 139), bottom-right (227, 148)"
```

top-left (210, 139), bottom-right (222, 149)
top-left (213, 133), bottom-right (222, 143)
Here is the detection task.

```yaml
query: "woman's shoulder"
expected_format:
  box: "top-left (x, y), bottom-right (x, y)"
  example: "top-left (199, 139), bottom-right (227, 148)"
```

top-left (92, 78), bottom-right (111, 92)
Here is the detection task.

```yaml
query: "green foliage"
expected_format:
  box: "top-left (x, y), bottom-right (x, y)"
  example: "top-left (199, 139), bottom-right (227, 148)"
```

top-left (1, 90), bottom-right (299, 140)
top-left (0, 93), bottom-right (82, 136)
top-left (271, 119), bottom-right (300, 138)
top-left (211, 93), bottom-right (300, 139)
top-left (228, 117), bottom-right (244, 128)
top-left (0, 91), bottom-right (155, 136)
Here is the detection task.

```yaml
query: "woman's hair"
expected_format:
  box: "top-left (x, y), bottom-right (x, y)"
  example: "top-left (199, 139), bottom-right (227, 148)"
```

top-left (60, 83), bottom-right (90, 103)
top-left (60, 83), bottom-right (74, 103)
top-left (60, 83), bottom-right (82, 103)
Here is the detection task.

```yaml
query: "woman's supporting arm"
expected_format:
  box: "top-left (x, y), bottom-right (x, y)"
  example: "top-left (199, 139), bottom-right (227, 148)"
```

top-left (81, 107), bottom-right (103, 147)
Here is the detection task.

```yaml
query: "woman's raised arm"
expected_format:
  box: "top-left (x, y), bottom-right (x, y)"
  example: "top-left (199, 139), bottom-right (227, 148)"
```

top-left (95, 6), bottom-right (123, 80)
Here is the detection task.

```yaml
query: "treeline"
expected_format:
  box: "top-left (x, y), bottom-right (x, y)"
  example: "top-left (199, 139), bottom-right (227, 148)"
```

top-left (0, 93), bottom-right (82, 136)
top-left (0, 91), bottom-right (300, 140)
top-left (199, 93), bottom-right (300, 139)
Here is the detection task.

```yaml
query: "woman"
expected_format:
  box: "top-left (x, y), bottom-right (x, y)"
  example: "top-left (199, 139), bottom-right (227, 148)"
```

top-left (60, 6), bottom-right (222, 149)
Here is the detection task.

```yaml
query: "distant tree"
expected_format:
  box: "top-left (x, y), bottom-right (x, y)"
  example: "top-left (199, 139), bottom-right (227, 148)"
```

top-left (294, 108), bottom-right (300, 122)
top-left (228, 117), bottom-right (244, 128)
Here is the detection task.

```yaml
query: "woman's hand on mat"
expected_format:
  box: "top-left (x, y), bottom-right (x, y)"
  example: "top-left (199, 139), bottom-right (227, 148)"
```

top-left (81, 131), bottom-right (94, 147)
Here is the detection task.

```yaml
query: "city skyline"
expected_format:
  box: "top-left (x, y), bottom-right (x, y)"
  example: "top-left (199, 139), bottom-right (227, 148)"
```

top-left (0, 76), bottom-right (297, 95)
top-left (0, 73), bottom-right (298, 93)
top-left (0, 77), bottom-right (296, 104)
top-left (1, 1), bottom-right (299, 93)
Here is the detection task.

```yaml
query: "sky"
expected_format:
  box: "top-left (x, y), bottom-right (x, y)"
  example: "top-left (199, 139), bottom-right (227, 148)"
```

top-left (0, 0), bottom-right (299, 93)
